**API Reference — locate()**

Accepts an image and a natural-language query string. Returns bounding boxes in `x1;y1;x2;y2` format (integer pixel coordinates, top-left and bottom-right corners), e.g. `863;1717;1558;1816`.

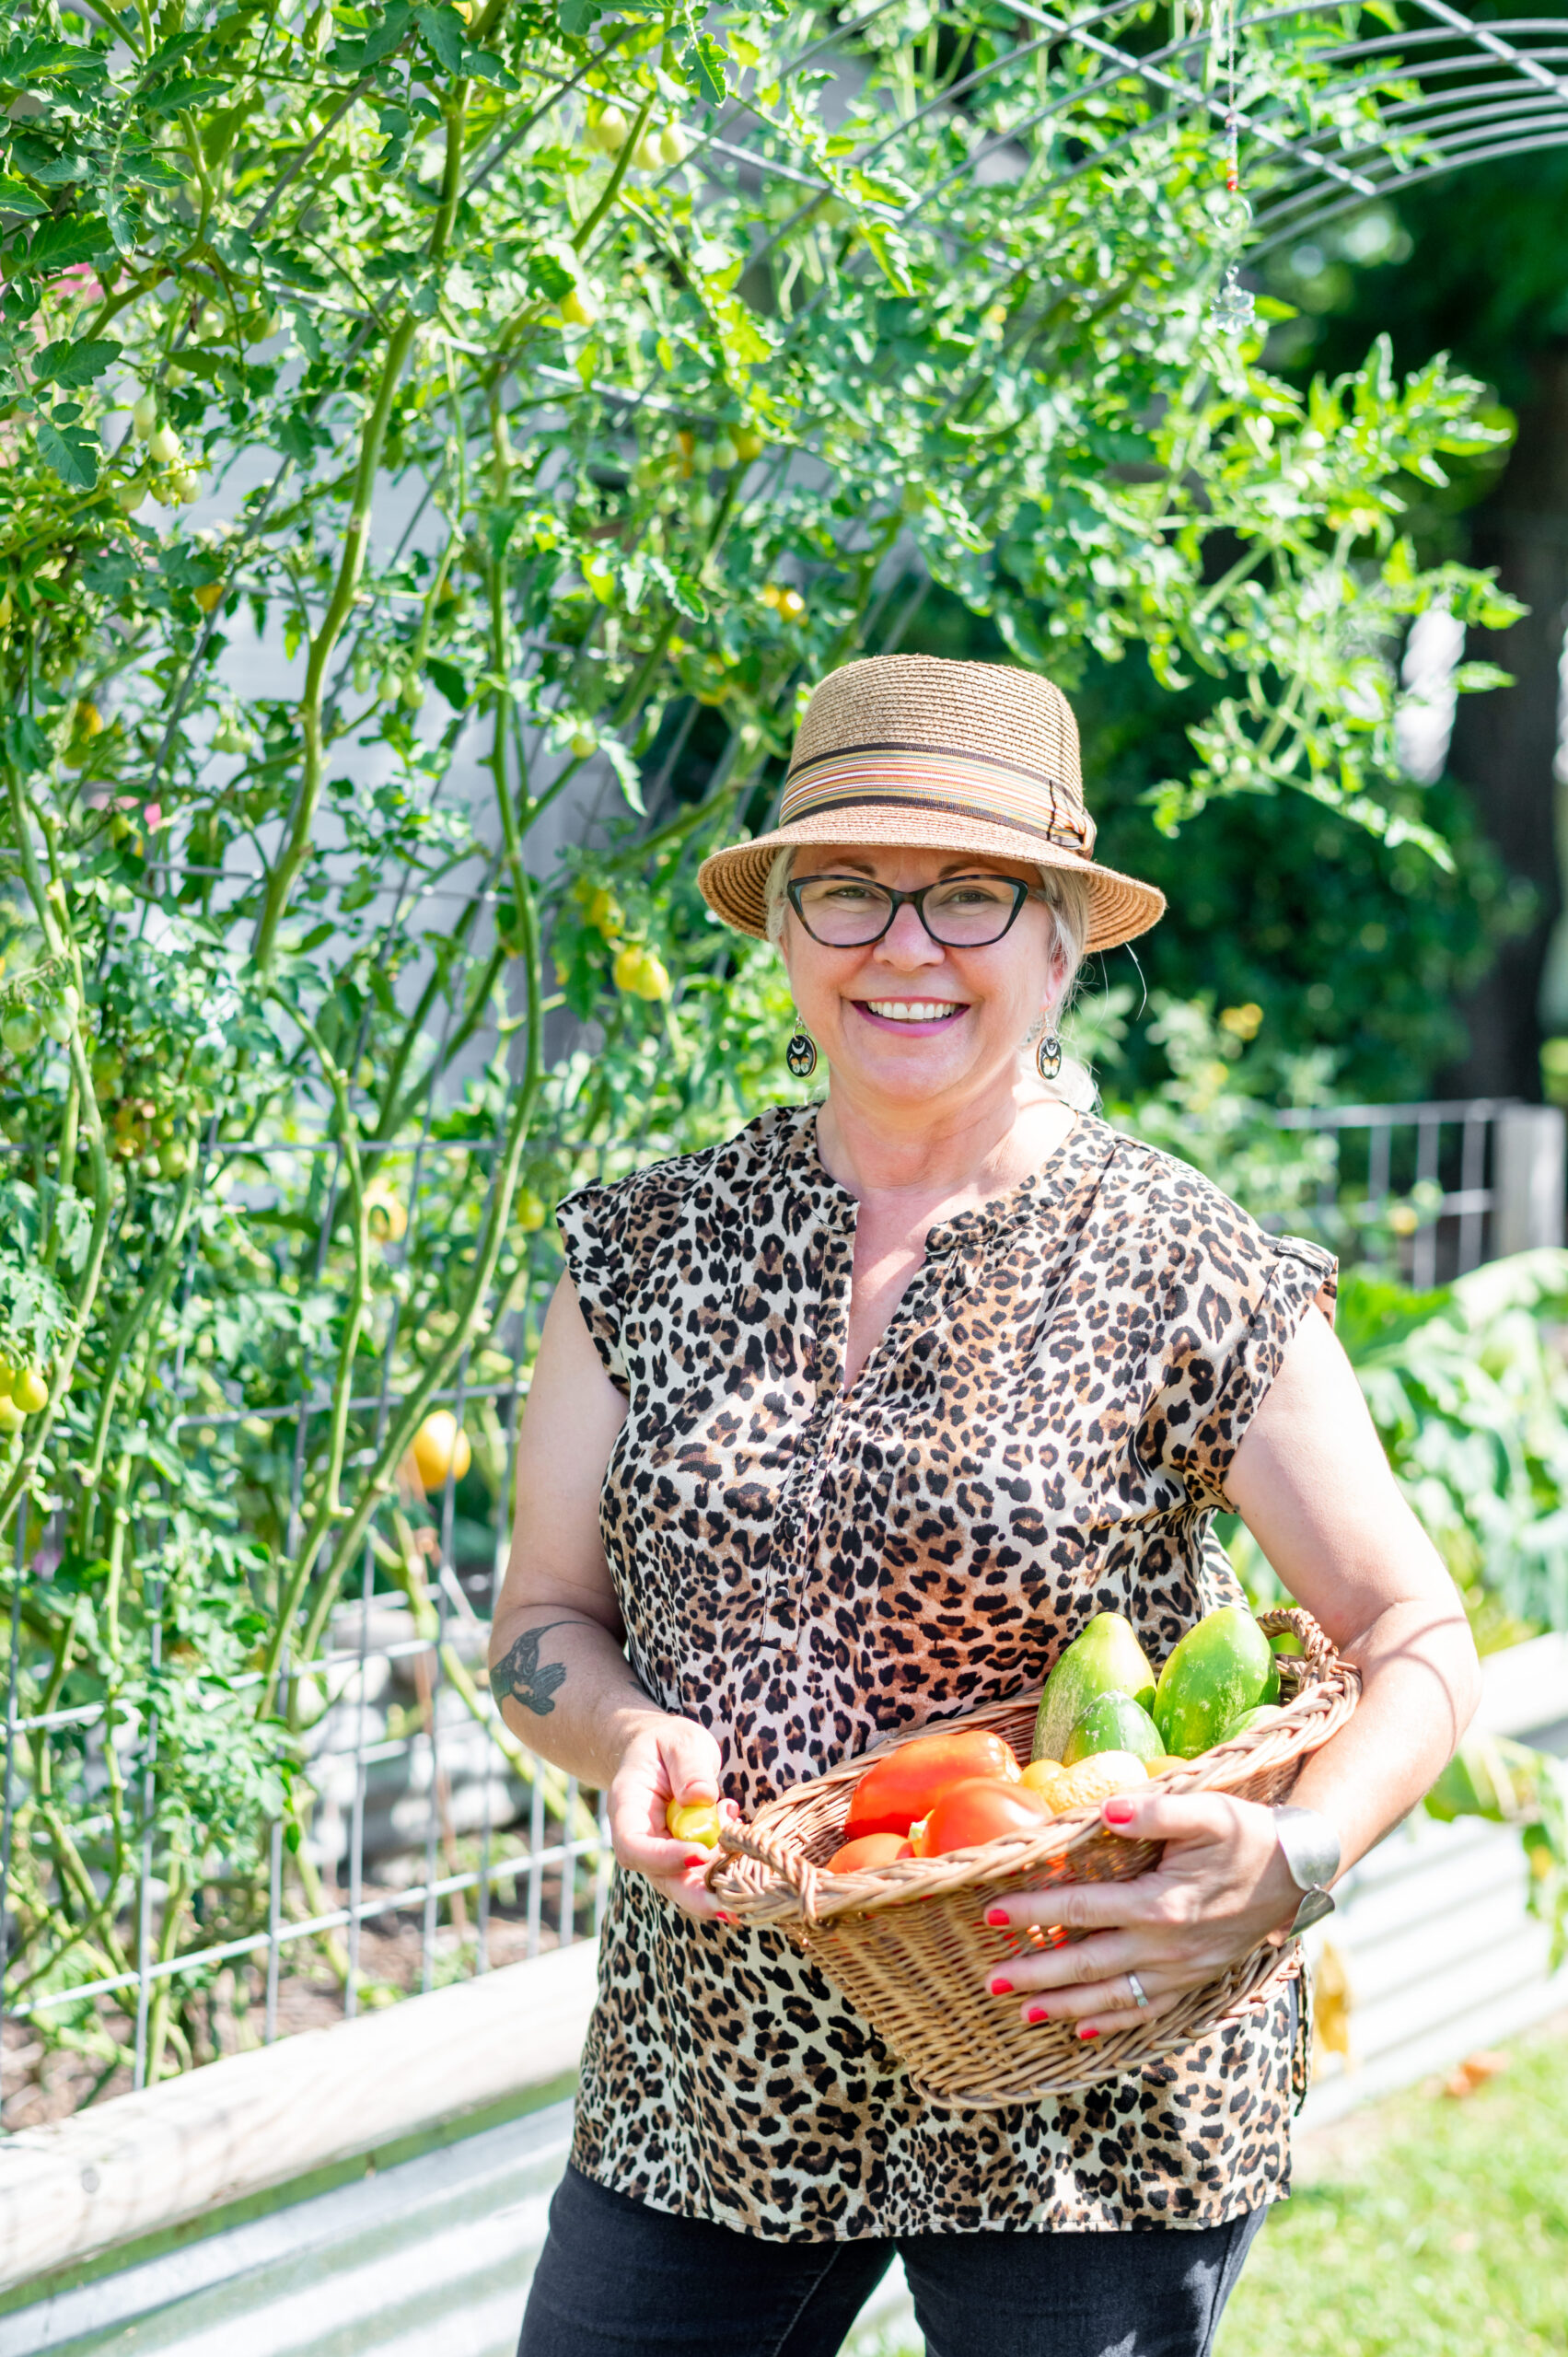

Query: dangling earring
786;1012;818;1081
1036;1028;1062;1083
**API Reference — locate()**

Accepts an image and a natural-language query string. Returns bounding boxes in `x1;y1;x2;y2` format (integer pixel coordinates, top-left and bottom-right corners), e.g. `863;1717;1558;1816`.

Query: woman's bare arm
1225;1302;1481;1867
983;1305;1482;2035
488;1274;733;1919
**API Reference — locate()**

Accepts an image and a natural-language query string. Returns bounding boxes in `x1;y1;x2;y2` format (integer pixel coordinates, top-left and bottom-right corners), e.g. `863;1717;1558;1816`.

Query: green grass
1216;2026;1568;2357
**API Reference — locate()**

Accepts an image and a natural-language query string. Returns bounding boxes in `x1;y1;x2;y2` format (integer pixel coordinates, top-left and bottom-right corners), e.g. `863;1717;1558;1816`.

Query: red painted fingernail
1103;1800;1135;1825
990;1977;1014;1996
985;1907;1010;1927
1079;2025;1100;2039
1026;2003;1050;2024
715;1910;735;1924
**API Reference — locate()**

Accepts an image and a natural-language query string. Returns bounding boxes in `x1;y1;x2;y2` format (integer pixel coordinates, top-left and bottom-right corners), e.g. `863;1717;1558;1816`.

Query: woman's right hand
608;1714;738;1922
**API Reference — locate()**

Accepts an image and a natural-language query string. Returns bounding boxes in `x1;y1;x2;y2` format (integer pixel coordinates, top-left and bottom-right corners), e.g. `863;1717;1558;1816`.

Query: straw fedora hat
697;656;1165;952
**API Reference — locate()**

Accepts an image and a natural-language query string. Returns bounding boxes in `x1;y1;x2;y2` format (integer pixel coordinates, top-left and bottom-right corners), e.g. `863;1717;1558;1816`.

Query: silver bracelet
1272;1805;1341;1938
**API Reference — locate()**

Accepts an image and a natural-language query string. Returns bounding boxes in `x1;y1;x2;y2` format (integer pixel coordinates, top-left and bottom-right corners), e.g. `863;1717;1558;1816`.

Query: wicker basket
709;1608;1358;2105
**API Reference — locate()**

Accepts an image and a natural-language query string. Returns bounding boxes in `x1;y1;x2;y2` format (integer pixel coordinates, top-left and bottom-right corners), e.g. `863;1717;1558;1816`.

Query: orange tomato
827;1832;914;1875
910;1777;1051;1859
842;1728;1020;1841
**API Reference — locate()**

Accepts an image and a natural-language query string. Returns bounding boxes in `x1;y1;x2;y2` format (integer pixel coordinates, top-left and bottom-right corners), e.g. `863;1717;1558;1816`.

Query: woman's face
779;844;1063;1115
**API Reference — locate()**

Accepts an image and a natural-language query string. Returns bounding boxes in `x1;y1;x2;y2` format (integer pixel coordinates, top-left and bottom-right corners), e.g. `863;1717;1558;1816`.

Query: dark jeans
517;2161;1267;2357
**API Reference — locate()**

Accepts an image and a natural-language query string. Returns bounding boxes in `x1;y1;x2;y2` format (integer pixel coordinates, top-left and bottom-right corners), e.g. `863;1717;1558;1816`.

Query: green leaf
557;0;604;32
33;334;122;387
36;411;99;490
679;31;727;105
24;212;114;274
528;249;575;302
119;151;191;191
0;174;47;216
426;656;469;709
413;4;466;74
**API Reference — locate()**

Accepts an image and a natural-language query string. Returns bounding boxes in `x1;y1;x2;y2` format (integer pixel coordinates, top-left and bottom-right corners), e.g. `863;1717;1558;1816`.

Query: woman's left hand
981;1788;1309;2040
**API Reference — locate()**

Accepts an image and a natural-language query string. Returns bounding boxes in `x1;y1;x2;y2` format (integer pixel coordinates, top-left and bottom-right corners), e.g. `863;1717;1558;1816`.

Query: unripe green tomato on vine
631;133;662;170
559;285;598;330
587;105;629;154
149;424;181;467
114;479;145;513
132;392;157;441
9;1366;48;1414
2;1010;41;1058
515;1188;547;1232
41;999;73;1046
570;728;596;758
0;1397;25;1437
713;436;738;470
659;123;689;166
400;674;424;711
159;1140;191;1178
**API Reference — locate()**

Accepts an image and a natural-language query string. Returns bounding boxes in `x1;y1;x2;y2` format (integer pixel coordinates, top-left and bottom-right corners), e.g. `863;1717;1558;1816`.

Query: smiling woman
488;655;1480;2357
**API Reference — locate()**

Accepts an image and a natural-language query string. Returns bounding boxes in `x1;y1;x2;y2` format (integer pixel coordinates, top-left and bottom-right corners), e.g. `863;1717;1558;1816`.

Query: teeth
864;1001;963;1022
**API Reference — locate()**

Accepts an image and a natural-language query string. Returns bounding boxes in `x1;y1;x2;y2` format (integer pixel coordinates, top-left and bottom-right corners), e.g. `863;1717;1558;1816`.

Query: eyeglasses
785;872;1036;949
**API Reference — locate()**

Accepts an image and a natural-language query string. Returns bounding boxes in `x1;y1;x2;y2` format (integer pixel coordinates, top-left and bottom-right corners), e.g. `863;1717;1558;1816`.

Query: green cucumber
1031;1613;1156;1764
1063;1689;1165;1767
1153;1604;1274;1760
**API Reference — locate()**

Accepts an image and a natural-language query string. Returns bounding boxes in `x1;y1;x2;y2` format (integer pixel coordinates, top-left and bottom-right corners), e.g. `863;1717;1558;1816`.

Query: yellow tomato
1018;1759;1073;1812
194;582;225;613
410;1409;471;1492
733;427;763;461
666;1798;721;1848
633;950;669;1001
0;1397;24;1436
12;1365;48;1413
586;886;623;937
611;942;645;994
515;1188;546;1232
73;700;104;740
559;286;598;329
365;1181;407;1242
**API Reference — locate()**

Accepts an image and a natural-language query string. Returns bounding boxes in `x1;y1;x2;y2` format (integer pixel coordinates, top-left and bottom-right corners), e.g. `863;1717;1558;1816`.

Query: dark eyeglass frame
784;871;1036;949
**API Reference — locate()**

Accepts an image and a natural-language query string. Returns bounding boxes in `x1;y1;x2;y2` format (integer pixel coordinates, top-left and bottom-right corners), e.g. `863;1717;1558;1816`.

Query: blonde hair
763;847;1097;1110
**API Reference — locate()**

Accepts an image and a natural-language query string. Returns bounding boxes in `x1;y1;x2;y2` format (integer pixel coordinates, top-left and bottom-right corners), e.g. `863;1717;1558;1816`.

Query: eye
933;877;1011;906
805;879;879;903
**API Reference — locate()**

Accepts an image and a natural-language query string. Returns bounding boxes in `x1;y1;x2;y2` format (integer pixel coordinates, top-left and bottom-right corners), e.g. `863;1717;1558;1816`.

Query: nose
873;900;945;970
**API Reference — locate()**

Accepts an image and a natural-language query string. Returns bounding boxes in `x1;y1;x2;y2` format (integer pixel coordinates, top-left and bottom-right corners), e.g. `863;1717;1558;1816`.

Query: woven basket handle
1257;1604;1334;1676
716;1819;826;1923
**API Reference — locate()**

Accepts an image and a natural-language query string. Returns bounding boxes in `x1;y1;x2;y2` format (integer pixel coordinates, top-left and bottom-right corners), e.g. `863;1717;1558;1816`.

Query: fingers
656;1721;724;1806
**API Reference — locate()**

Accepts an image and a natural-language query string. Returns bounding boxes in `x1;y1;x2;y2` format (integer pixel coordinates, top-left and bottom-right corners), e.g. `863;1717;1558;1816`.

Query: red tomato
842;1729;1020;1841
911;1778;1051;1859
827;1832;915;1874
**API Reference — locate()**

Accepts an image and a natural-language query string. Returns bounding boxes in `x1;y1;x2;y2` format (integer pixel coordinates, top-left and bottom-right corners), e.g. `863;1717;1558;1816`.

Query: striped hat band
780;742;1096;859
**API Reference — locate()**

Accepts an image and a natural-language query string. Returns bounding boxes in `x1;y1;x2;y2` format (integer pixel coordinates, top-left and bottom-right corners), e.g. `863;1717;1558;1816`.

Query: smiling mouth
854;999;969;1025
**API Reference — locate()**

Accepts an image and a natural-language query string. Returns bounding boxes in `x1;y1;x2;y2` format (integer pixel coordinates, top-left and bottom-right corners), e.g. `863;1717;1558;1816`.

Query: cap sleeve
1144;1230;1337;1512
556;1182;630;1394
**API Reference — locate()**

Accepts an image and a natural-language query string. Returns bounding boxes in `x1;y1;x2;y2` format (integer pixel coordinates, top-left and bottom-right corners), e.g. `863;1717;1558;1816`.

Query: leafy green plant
0;0;1526;2093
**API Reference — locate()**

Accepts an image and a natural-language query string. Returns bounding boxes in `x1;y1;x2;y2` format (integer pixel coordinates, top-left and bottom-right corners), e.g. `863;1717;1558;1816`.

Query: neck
814;1072;1074;1210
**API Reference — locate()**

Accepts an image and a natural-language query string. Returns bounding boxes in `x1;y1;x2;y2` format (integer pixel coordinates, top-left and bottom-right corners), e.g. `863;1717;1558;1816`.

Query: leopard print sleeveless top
557;1106;1334;2240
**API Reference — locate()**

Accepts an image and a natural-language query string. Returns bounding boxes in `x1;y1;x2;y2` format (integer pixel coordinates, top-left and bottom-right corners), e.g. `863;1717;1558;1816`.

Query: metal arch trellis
0;0;1562;2126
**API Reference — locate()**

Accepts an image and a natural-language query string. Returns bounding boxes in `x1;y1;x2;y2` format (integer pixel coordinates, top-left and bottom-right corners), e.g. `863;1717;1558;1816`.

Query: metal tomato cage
3;0;1565;2122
